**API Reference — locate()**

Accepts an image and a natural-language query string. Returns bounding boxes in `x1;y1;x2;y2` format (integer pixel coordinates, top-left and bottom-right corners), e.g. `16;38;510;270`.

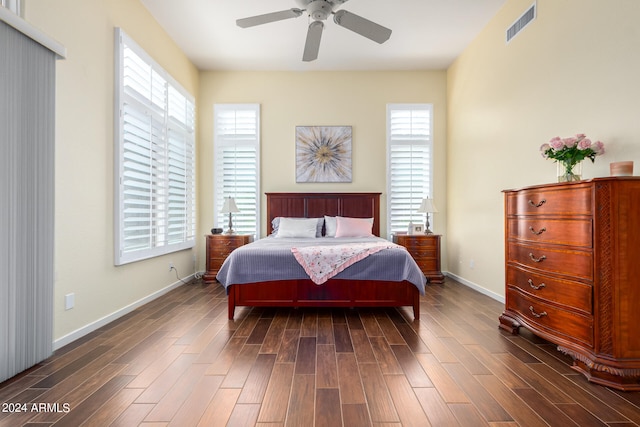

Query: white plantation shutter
214;104;260;237
387;104;433;237
115;29;196;265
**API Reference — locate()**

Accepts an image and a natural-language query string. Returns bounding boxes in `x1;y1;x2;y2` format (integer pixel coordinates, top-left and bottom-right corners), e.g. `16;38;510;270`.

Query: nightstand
204;234;253;283
393;234;444;284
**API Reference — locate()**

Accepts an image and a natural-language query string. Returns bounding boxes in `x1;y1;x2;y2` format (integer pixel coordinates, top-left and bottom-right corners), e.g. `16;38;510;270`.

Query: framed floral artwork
295;126;352;183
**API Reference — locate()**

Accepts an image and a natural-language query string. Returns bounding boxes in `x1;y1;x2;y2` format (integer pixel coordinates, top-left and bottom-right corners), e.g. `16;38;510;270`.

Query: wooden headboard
265;192;381;236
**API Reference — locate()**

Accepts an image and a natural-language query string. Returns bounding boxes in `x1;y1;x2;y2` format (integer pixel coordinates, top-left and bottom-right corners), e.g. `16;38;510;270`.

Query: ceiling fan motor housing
309;1;332;20
296;0;347;21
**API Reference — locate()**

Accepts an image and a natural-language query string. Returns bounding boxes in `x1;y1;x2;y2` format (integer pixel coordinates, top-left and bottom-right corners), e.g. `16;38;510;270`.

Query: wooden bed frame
226;192;421;320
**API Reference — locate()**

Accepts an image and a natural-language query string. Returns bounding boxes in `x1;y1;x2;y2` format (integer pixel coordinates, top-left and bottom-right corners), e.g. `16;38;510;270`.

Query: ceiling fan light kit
236;0;392;62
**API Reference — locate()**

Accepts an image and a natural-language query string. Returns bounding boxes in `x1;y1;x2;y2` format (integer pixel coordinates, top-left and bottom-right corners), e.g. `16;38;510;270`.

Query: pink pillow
334;216;373;238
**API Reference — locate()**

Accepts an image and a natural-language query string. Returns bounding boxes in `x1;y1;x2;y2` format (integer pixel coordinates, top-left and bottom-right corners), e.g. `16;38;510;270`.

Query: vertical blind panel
214;145;258;235
388;105;433;236
1;21;55;383
116;29;195;263
122;104;163;252
214;104;260;237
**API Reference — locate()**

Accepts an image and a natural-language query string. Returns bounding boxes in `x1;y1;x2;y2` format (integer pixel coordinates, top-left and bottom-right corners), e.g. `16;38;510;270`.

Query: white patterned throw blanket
291;241;400;285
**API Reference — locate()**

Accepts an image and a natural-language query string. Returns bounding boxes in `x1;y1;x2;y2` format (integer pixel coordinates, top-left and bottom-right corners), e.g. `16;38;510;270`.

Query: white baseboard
444;271;505;304
53;275;194;350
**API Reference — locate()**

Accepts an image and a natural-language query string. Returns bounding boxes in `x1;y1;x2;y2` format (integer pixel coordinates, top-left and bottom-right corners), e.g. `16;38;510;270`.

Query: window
114;28;196;265
213;104;260;238
386;104;434;237
1;0;21;15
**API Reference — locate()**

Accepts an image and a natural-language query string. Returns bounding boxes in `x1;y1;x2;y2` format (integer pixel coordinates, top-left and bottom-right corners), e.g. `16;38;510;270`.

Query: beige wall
447;0;640;298
197;71;448;249
25;0;640;346
24;0;199;343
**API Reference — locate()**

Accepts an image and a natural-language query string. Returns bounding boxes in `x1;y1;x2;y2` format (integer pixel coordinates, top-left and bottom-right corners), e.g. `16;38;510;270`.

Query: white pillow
272;217;323;237
275;217;319;238
324;216;337;237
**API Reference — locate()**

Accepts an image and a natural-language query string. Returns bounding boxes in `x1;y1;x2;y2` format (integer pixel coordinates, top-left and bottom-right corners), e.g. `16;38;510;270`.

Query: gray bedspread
216;236;426;295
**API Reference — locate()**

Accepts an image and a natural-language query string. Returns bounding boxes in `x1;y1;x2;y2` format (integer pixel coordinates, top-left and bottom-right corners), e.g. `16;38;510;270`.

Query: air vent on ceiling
506;2;536;43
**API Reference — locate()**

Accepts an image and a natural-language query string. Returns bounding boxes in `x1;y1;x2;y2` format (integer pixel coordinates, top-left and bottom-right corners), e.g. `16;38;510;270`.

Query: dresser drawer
506;186;592;216
507;242;592;280
507;218;592;248
507;287;593;347
507;267;592;314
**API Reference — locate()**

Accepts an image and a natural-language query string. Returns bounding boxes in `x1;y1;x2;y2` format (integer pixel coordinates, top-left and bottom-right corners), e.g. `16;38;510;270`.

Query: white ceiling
140;0;507;71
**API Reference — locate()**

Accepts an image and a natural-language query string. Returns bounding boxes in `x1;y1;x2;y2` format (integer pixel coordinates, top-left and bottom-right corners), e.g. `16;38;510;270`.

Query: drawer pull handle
528;279;546;290
224;241;232;246
529;226;546;235
528;199;546;208
528;253;546;263
529;306;548;318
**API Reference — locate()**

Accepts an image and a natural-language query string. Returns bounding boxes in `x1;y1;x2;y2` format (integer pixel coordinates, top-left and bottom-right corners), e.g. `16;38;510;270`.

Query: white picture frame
408;222;424;235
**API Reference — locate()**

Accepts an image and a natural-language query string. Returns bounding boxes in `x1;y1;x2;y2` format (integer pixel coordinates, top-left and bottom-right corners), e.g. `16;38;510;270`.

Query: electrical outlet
169;262;174;272
65;293;75;310
469;259;475;269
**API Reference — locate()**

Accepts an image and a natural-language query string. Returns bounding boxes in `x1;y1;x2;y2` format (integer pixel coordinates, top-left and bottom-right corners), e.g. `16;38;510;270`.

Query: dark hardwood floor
1;277;639;426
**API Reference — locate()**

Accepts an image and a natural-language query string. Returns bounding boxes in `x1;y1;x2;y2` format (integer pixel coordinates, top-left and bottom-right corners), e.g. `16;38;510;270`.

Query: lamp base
424;217;434;234
225;212;235;235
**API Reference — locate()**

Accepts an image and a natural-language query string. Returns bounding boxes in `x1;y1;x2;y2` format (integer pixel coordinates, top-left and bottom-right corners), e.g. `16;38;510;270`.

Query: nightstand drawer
209;243;239;258
405;247;437;258
415;258;438;272
210;235;251;247
400;236;438;249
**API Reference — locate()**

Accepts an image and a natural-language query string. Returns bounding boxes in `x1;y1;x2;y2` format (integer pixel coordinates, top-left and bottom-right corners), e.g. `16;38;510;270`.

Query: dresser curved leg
499;312;520;334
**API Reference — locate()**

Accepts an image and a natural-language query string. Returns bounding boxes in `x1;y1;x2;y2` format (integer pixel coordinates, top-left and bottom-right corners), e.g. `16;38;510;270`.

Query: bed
216;192;425;320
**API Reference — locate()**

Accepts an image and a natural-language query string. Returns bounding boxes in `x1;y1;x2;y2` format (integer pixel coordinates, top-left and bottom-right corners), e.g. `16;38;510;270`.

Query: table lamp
417;197;438;234
221;196;240;235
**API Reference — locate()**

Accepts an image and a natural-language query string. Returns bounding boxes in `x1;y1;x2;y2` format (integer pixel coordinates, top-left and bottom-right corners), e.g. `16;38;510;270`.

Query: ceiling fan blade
236;8;303;28
302;21;324;62
333;10;392;44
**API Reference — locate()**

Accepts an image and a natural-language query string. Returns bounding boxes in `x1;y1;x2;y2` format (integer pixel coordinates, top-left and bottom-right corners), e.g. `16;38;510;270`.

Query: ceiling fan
236;0;392;62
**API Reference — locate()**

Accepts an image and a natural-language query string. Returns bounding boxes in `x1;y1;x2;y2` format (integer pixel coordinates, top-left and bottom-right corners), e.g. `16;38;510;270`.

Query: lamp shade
221;197;240;213
417;197;438;213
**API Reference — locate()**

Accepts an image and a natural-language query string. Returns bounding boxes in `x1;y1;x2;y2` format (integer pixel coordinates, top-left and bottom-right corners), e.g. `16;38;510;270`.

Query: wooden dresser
500;178;640;390
393;234;444;284
204;234;253;283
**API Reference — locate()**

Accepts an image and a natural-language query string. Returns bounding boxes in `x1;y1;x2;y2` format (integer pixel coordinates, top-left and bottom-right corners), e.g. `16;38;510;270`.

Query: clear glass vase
557;161;582;182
